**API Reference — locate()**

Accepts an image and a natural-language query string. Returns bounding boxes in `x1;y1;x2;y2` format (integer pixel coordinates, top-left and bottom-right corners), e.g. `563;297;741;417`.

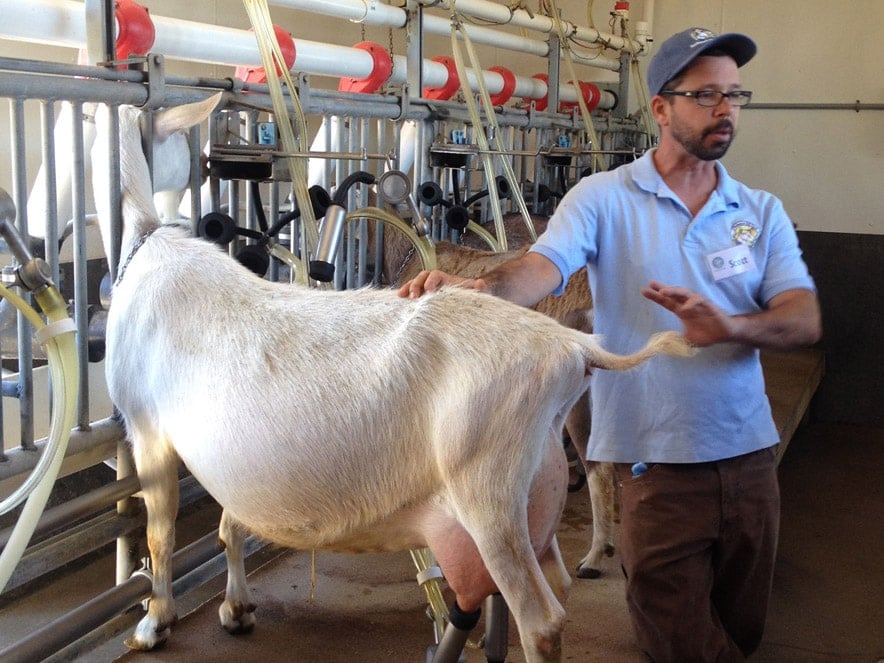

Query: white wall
0;0;881;234
647;0;883;235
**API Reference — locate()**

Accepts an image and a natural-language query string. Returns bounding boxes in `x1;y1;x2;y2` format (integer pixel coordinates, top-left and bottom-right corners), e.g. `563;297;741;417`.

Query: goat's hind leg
218;509;257;634
125;430;180;651
576;462;617;579
445;460;567;659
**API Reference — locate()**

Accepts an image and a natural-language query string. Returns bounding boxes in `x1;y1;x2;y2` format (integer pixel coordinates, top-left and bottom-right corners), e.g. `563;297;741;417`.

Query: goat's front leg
218;509;256;634
125;434;180;650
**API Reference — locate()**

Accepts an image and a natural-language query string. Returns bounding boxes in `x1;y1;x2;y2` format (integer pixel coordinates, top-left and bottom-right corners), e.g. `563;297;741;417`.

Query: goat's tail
584;331;697;372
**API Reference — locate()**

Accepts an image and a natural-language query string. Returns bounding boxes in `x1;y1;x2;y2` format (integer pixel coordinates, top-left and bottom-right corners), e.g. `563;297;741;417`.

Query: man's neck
652;145;719;217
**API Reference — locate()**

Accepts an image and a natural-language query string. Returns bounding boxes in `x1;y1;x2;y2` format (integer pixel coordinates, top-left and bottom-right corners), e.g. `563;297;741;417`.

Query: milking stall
0;0;881;661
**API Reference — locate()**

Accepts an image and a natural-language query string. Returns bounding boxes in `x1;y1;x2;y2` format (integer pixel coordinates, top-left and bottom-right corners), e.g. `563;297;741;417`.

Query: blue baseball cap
647;27;757;96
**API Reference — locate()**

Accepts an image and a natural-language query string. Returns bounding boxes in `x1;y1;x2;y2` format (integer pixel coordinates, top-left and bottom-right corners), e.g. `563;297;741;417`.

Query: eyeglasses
659;89;753;107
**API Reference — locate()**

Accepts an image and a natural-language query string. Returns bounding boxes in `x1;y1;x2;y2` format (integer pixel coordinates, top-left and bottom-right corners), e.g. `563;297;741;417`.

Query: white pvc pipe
268;0;636;60
0;0;611;107
271;0;403;26
0;0;622;74
0;0;87;49
419;0;641;53
425;14;546;58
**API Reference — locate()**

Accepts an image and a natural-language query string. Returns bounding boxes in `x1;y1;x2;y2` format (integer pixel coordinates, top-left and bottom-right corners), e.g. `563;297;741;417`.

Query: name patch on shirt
706;244;756;281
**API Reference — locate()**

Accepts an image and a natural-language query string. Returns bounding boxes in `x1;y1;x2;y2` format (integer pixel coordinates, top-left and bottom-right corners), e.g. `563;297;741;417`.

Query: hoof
575;564;602;579
220;600;257;635
567;474;587;492
124;628;170;651
223;618;256;635
125;614;177;651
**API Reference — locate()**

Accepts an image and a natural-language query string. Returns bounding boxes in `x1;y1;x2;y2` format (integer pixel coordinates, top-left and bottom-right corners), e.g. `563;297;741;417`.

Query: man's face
660;55;744;161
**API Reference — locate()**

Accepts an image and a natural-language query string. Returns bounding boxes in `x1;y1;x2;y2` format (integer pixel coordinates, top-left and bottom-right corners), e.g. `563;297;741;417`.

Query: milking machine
309;170;376;281
197;179;332;280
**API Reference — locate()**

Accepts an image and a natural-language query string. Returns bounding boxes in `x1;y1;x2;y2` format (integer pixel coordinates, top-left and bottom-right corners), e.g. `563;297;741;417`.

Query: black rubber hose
451;169;462;206
418;181;451;207
332;171;376;207
249;181;269;233
462;175;510;207
265;185;332;239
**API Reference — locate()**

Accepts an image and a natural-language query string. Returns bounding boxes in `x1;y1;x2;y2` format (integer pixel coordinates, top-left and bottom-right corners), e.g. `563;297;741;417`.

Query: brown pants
616;447;780;662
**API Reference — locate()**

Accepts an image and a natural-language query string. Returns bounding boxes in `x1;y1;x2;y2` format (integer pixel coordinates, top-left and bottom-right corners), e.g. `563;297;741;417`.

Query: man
400;27;822;662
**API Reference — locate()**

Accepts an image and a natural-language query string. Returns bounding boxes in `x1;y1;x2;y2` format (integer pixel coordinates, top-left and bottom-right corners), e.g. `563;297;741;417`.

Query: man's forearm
479;253;563;308
729;289;822;351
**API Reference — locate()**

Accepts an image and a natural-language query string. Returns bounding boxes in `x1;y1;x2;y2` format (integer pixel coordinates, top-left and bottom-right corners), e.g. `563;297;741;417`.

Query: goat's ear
152;92;223;140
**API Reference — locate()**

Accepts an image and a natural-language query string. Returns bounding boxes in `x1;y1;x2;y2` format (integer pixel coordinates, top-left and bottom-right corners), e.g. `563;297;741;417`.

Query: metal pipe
0;476;140;549
70;102;92;428
1;476;208;594
10;98;36;452
0;417;124;490
0;529;256;663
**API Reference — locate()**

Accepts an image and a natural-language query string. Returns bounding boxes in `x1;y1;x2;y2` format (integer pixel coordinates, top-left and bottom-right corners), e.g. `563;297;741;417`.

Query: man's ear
650;94;671;127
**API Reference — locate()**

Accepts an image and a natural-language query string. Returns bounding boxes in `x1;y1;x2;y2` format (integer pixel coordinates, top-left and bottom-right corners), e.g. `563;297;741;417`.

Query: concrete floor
72;422;881;663
1;343;881;663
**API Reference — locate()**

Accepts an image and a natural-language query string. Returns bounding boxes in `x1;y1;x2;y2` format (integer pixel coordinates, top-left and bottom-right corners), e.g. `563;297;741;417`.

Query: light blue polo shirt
530;149;816;463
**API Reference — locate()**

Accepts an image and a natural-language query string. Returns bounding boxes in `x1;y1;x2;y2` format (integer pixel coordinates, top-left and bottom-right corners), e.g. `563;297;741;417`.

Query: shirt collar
632;148;742;212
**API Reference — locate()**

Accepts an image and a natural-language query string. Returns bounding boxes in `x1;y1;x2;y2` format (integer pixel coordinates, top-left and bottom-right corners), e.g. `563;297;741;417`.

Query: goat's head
90;93;222;266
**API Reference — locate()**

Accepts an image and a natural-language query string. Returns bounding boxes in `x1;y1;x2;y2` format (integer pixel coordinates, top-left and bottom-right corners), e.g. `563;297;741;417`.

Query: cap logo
689;28;717;46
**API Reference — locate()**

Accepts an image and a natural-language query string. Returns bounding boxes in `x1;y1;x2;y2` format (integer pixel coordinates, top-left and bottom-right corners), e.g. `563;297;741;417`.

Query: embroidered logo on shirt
731;220;760;247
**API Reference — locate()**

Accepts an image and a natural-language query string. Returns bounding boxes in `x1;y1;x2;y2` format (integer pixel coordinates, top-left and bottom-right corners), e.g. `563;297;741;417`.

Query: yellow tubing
447;9;507;252
547;0;607;173
464;221;500;252
242;0;319;255
410;547;449;643
268;243;310;286
346;207;437;273
0;280;79;593
448;3;537;248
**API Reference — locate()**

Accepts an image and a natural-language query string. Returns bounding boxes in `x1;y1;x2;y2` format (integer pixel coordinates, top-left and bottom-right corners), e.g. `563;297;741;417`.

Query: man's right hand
397;270;488;298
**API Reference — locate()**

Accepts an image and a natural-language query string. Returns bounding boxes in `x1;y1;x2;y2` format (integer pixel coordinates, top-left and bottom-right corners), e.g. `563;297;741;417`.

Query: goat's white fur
394;238;617;578
91;98;695;662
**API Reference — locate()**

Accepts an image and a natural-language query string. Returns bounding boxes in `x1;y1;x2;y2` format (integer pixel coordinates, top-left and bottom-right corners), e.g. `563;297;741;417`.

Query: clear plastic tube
447;4;537;251
242;0;319;254
345;207;437;273
0;282;79;593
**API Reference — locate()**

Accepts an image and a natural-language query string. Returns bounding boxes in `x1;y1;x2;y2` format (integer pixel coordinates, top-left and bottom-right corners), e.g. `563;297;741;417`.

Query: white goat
393;236;617;579
91;98;695;662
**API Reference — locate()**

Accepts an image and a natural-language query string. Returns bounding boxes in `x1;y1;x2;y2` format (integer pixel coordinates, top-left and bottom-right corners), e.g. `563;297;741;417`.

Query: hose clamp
35;318;77;347
416;565;444;586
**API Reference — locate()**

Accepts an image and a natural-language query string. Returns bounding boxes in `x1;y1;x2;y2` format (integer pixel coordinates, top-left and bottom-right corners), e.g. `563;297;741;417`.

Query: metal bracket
141;53;167;110
297;72;312;113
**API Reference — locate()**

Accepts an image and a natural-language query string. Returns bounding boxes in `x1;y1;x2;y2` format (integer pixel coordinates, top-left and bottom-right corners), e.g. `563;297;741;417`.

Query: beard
671;119;736;161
